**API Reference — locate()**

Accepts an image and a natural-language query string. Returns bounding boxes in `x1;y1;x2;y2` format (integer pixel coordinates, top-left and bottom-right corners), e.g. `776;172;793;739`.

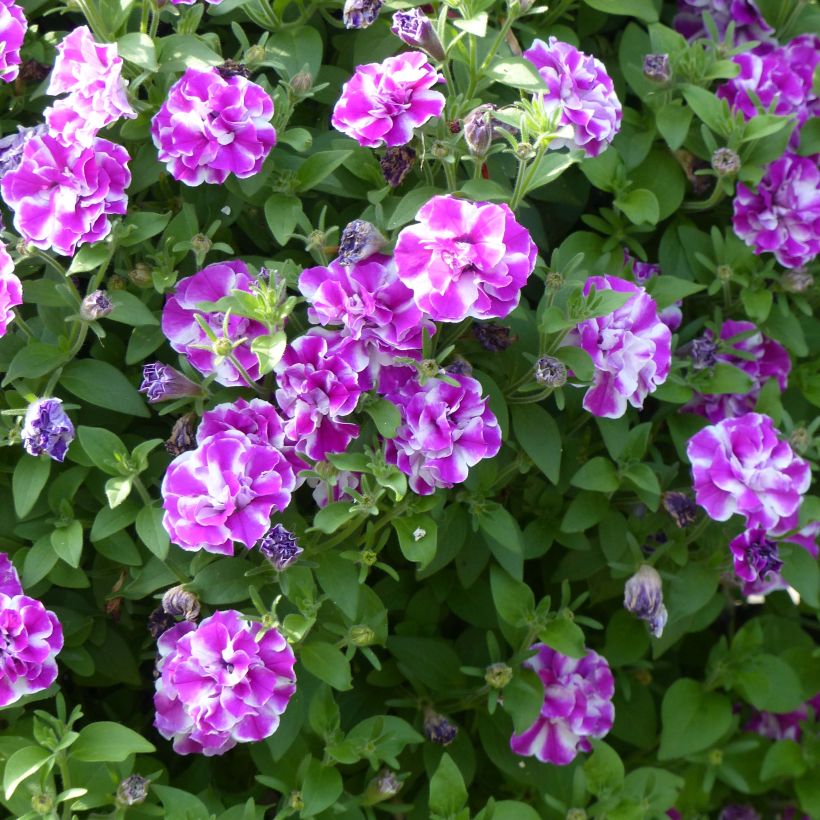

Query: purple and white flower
1;134;130;257
161;430;296;555
0;0;26;82
151;67;276;186
0;552;63;707
687;412;811;531
140;363;202;403
745;693;820;742
510;644;615;766
732;152;820;269
383;372;501;495
161;261;267;388
674;0;775;45
394;195;537;322
21;398;74;462
729;528;783;589
154;610;296;755
565;275;671;419
523;37;622;158
390;9;445;61
0;241;21;337
331;52;445;148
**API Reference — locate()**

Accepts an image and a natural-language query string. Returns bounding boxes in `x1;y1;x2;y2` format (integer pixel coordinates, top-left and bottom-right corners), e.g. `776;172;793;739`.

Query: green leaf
740;288;773;323
643;275;705;308
429;754;468;819
107;291;159;327
61;360;149;417
50;520;83;568
655;105;693;150
681;85;728;134
475;503;523;555
761;740;806;781
580;149;621;192
453;11;487;36
301;758;343;816
264;194;304;246
296;150;353;192
13;456;51;518
251;332;287;376
158;33;222;72
584;740;625;798
71;722;155;762
301;642;353;690
105;476;133;508
512;404;562;484
3;746;51;800
77;426;128;475
556;345;594;382
312;502;360;535
614;188;660;225
539;616;586;658
90;502;140;542
490;565;534;625
780;543;819;608
67;243;111;274
2;342;67;386
193;558;252;604
363;398;401;438
695;363;755;395
502;668;544;732
135;505;170;560
119;210;171;247
387;186;441;230
570;457;619;493
583;0;659;21
394;516;437;568
658;679;732;759
734;653;804;712
560;492;608;533
117;32;158;70
797;775;820;818
486;57;548;91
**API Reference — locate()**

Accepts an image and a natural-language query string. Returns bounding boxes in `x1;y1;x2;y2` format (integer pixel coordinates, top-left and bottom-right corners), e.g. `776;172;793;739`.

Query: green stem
508;157;531;211
12;312;34;340
682;183;725;212
56;753;72;820
132;476;153;506
227;354;265;394
73;0;111;41
309;518;366;555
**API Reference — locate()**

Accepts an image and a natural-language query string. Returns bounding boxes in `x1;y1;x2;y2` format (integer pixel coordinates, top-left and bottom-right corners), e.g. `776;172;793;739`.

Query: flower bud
21;397;74;462
363;769;402;805
445;356;473;376
643;53;670;83
534;356;567;387
484;662;513;690
190;233;212;255
380;146;416;188
290;70;313;95
716;263;733;282
711;147;741;176
79;290;113;321
337;220;386;266
31;793;54;815
566;810;588;820
140;363;202;403
165;413;197;456
662;491;698;527
360;549;378;566
423;709;458;746
690;335;718;370
244;45;266;65
128;262;153;288
782;268;813;293
116;775;149;807
431;140;449;159
215;59;251;79
546;271;563;290
343;0;383;29
515;142;536;161
390;9;445;61
624;565;667;638
148;606;176;639
108;274;127;290
349;624;376;646
472;321;515;351
257;524;303;571
789;426;810;453
463;104;496;158
289;791;304;811
161;585;200;621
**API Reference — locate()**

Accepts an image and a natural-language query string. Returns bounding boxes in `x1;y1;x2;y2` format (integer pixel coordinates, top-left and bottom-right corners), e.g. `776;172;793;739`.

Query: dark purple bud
116;775;149;807
21;398;75;462
343;0;384;29
0;124;47;179
711;147;741;176
161;585;200;621
165;413;197;456
258;524;303;571
624;565;667;638
718;806;761;820
380;146;416;188
140;363;202;403
534;356;567;387
390;9;445;61
463;104;496;158
147;606;176;639
472;321;516;351
662;492;698;527
18;60;50;82
215;59;251;79
690;335;718;371
445;356;473;376
423;710;458;746
643;53;671;82
337;220;386;266
80;290;113;321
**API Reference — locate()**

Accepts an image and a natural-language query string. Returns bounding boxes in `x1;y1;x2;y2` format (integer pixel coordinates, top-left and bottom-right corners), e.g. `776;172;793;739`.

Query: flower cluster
565;275;672;419
1;134;131;256
523;37;622;158
382;370;501;495
161;261;268;387
45;26;136;145
161;399;297;555
732;152;820;269
510;644;615;765
332;52;445;148
0;553;63;707
686;320;791;422
151;67;276;186
687;413;810;532
154;610;296;755
393;195;538;322
0;0;26;82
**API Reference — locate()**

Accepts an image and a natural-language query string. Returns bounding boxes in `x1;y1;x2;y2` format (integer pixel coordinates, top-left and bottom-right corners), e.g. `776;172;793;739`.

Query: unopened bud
445;356;473;376
190;233;212;255
116;775;149;807
423;709;458;746
662;491;698;527
147;606;176;639
711;147;740;176
80;290;113;321
31;793;54;815
690;335;718;370
343;0;383;28
165;413;197;456
463;104;496;158
472;321;515;351
349;624;376;646
484;662;513;689
790;426;810;453
258;524;303;571
360;549;378;566
782;268;813;293
215;59;251;79
380;146;416;188
363;769;402;805
213;337;234;357
566;810;588;820
431;141;449;159
546;271;564;290
244;45;266;65
129;262;153;288
290;70;313;95
624;565;667;638
289;791;304;810
643;53;670;83
534;356;567;387
161;585;200;621
716;263;733;282
515;142;536;161
337;220;385;266
391;9;445;61
107;274;127;290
